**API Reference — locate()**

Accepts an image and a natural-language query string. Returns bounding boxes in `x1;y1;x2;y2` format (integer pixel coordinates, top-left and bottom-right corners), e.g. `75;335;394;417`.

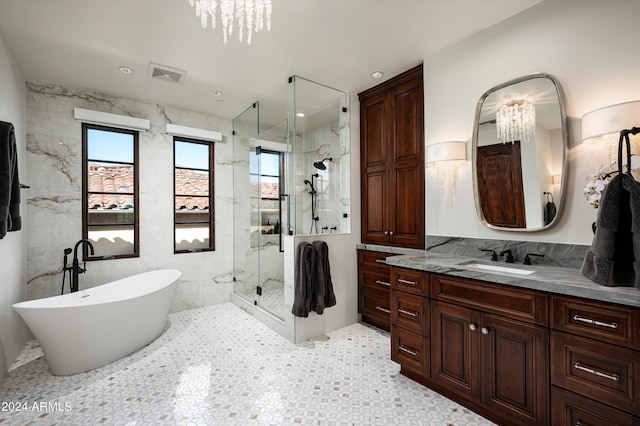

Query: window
174;138;215;253
82;124;139;259
250;147;284;251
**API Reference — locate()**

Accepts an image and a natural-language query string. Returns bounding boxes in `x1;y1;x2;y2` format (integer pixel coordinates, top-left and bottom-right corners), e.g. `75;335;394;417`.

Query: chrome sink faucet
71;239;95;293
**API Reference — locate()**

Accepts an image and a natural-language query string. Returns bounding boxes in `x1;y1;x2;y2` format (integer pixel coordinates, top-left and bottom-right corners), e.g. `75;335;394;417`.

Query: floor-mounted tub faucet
71;239;94;293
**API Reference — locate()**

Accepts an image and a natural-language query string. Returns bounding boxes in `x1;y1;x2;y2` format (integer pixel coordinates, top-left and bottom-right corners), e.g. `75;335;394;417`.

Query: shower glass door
233;103;287;320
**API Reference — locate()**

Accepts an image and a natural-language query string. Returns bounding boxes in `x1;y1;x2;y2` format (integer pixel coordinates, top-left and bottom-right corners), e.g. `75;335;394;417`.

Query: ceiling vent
147;62;187;84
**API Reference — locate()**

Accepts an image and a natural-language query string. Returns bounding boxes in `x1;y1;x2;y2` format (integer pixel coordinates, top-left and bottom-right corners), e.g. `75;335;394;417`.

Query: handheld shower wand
61;248;72;294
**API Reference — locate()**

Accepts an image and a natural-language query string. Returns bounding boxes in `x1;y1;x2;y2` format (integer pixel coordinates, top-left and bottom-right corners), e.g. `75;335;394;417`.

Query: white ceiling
0;0;541;127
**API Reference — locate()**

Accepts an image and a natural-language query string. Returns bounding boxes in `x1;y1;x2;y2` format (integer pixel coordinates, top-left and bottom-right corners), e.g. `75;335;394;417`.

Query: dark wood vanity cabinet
357;250;392;331
385;265;640;425
359;64;424;249
430;274;549;425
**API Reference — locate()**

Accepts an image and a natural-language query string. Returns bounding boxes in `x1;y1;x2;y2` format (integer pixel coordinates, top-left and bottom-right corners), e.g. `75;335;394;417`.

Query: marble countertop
357;244;640;308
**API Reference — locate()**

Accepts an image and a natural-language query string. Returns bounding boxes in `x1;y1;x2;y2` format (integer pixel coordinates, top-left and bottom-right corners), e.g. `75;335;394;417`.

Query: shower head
313;157;333;170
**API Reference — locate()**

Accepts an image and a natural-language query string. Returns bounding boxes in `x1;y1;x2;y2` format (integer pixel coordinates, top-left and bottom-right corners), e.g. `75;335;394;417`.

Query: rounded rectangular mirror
472;73;567;231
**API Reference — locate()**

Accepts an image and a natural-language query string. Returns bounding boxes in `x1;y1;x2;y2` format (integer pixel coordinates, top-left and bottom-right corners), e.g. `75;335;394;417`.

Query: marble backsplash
425;235;590;269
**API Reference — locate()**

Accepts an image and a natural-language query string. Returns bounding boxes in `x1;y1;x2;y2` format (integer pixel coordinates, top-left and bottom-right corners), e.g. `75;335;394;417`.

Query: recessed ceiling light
119;66;134;75
211;90;223;97
370;71;384;79
296;112;305;118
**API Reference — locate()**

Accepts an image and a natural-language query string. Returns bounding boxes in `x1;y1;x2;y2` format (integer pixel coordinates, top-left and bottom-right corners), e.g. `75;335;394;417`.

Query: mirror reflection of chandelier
496;99;536;144
186;0;272;45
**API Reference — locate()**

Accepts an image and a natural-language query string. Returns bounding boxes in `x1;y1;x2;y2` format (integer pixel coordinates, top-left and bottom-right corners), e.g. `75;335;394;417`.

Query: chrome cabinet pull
574;422;582;426
384;231;389;235
375;306;391;314
398;278;417;286
390;231;394;236
481;327;489;335
399;346;418;357
398;308;418;317
574;362;620;382
572;314;618;329
469;324;477;331
375;259;387;264
375;280;391;287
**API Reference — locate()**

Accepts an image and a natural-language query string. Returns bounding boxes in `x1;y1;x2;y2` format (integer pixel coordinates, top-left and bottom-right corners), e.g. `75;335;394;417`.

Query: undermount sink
458;261;535;276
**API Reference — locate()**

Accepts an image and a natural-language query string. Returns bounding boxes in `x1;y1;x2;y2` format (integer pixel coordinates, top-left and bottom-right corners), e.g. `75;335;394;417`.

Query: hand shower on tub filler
61;239;95;294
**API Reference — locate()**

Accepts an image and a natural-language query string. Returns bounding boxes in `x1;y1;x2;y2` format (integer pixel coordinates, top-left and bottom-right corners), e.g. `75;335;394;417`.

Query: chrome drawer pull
574;362;620;382
398;278;417;285
399;346;418;357
398;308;418;317
375;306;391;314
375;259;387;264
572;314;618;329
469;324;477;331
375;280;391;287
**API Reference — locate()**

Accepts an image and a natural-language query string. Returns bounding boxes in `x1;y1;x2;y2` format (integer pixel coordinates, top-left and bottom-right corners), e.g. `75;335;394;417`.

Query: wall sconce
426;141;467;205
582;100;640;164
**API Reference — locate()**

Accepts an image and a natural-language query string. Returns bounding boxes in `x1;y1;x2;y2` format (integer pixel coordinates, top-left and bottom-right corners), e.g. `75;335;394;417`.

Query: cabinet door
431;301;481;400
481;313;549;425
388;76;424;249
360;92;390;244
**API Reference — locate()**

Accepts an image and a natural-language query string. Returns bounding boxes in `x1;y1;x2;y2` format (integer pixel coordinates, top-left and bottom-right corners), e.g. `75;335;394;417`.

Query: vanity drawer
551;386;639;426
391;290;430;337
358;250;391;269
430;273;548;326
391;325;429;376
391;267;428;296
361;287;391;331
551;296;640;350
361;268;392;293
551;331;640;415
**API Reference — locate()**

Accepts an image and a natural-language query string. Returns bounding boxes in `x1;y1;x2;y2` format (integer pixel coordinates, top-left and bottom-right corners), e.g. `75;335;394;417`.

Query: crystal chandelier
496;99;536;144
186;0;272;45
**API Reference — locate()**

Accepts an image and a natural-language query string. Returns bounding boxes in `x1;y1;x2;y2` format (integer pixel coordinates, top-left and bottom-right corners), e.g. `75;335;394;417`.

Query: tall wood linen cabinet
358;64;425;249
358;65;425;332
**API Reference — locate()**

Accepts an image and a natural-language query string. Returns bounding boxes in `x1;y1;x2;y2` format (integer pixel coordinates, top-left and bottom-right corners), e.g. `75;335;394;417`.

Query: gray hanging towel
292;241;315;317
0;120;21;239
582;128;640;288
312;240;336;314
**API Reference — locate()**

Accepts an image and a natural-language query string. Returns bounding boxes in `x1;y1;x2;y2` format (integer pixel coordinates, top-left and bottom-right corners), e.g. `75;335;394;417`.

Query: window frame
82;123;140;261
173;136;215;254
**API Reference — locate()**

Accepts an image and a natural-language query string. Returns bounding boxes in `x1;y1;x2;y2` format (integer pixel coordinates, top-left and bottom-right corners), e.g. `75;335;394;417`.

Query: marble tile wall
26;81;235;311
296;113;350;235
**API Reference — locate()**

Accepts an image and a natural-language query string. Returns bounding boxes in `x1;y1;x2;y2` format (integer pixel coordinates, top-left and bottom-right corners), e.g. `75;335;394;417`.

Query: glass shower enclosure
232;76;350;325
232;102;287;319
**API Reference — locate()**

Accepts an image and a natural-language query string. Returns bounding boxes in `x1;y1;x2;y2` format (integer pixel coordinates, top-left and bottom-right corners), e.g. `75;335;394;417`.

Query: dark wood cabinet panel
361;93;387;168
391;325;429;376
431;273;548;326
391;289;430;337
551;331;640;415
358;250;391;331
359;64;424;249
431;301;481;401
391;266;428;296
551;386;640;426
551;296;640;350
482;313;549;425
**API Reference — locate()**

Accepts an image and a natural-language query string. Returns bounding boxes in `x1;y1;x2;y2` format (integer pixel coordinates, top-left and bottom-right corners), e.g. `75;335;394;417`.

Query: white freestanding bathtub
13;269;181;376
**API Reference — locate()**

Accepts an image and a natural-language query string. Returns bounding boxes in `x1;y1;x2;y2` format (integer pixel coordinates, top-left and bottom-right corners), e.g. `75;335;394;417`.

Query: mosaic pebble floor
0;303;494;425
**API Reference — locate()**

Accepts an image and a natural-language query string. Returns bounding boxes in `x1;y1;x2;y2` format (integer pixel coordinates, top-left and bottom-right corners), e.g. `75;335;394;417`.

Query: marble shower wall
26;81;234;312
297;113;350;235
